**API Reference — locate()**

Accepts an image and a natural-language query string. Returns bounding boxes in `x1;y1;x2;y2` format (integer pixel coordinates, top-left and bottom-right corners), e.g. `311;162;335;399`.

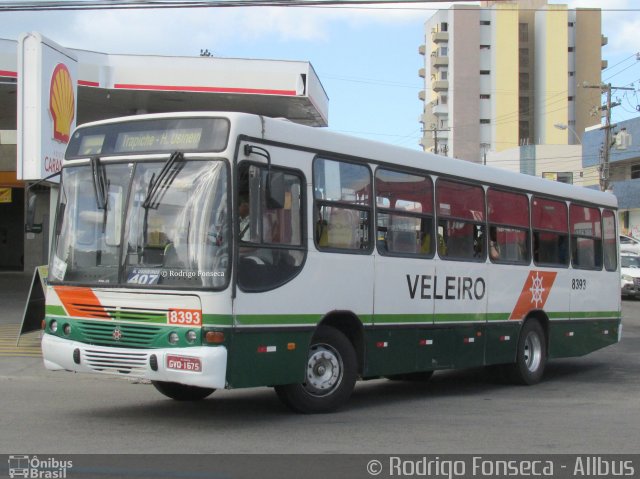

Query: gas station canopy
0;33;329;180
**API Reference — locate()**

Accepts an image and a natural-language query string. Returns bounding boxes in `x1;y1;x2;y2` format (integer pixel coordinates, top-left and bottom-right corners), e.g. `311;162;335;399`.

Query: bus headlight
63;324;71;336
186;330;197;343
50;320;58;333
168;332;179;345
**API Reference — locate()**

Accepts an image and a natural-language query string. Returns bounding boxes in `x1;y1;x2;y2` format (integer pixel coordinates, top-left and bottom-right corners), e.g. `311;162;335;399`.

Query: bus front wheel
274;326;357;413
152;381;215;401
505;319;547;385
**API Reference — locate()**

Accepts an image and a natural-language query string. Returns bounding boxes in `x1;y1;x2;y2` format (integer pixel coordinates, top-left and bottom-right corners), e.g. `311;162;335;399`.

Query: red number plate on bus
167;309;202;326
166;355;202;372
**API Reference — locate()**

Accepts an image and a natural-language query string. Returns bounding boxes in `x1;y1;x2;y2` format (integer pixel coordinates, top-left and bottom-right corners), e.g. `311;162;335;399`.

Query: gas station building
0;33;329;272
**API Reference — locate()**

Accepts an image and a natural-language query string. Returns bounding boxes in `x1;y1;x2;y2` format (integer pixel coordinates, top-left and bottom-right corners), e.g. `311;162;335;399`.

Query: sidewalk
0;270;35;325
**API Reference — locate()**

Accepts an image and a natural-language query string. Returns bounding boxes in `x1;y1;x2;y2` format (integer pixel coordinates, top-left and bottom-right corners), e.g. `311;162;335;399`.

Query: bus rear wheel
274;326;357;414
152;381;215;401
505;319;547;385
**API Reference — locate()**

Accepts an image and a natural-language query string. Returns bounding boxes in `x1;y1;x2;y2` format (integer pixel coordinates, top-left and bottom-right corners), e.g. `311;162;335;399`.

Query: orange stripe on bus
53;286;107;319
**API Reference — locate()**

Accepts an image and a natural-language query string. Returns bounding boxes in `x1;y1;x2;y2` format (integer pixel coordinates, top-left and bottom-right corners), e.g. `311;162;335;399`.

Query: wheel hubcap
303;343;343;397
524;331;542;373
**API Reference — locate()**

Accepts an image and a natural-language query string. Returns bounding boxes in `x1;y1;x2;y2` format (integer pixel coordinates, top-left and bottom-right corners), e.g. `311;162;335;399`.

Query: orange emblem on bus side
509;270;557;321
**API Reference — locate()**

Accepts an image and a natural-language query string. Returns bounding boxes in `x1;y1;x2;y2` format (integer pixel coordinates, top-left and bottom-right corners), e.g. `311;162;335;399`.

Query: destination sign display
115;128;203;153
66;117;230;159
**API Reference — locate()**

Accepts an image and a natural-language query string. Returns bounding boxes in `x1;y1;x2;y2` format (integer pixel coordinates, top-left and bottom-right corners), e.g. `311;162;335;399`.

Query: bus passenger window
602;210;617;271
532;197;569;267
375;168;434;257
487;188;530;264
436;179;485;261
570;204;602;270
314;158;372;252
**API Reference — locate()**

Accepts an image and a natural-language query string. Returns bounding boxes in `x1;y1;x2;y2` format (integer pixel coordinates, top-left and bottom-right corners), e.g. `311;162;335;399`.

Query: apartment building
419;0;606;163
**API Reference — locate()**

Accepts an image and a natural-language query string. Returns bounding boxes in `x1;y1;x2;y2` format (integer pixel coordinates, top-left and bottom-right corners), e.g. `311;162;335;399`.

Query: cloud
1;2;456;55
561;0;638;51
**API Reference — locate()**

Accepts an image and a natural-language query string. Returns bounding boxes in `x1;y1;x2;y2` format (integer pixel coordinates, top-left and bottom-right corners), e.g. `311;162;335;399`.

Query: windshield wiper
91;156;109;210
143;151;184;209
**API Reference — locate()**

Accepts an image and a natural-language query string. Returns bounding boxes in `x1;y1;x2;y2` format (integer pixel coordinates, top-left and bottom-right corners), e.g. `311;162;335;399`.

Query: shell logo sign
49;63;75;143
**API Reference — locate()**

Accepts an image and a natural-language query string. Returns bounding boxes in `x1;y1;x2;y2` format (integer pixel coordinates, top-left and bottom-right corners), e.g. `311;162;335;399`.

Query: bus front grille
77;321;163;348
69;303;167;322
83;349;148;375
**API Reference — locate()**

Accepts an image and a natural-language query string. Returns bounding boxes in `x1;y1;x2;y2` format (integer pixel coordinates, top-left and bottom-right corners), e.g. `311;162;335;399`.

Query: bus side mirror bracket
244;143;285;209
25;194;43;234
24;171;61;234
268;172;285;209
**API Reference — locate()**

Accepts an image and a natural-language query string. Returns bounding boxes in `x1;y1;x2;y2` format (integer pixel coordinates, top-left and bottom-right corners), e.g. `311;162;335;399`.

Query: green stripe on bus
46;305;66;316
548;311;620;320
487;313;511;321
434;313;486;323
203;314;233;326
371;314;433;324
235;314;323;326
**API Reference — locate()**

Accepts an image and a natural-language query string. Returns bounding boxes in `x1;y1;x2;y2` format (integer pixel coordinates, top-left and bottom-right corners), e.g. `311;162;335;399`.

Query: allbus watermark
366;455;636;478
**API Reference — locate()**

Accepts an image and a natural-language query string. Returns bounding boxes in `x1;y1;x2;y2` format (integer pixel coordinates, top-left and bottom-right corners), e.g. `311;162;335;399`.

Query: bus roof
71;111;618;209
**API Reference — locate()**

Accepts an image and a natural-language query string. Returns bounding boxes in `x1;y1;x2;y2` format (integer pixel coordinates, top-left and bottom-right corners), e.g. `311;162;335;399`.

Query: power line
0;0;479;12
2;1;640;12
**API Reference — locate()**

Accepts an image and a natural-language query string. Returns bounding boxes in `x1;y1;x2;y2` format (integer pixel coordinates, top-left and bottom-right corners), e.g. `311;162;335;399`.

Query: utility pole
424;124;451;156
582;82;634;191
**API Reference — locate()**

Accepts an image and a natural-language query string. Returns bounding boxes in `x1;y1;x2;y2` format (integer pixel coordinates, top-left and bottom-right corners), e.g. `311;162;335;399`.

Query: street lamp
554;123;581;144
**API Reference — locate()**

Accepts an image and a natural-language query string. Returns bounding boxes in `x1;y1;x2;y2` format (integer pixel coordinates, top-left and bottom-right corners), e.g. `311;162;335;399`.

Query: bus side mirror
25;193;43;234
267;172;285;209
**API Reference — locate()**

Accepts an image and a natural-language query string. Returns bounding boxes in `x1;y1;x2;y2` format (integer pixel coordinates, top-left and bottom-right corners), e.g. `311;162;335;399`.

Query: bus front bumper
42;334;227;389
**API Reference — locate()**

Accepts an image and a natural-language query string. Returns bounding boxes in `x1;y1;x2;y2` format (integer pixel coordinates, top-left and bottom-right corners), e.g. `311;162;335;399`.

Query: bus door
433;179;487;369
564;205;617;356
230;145;312;388
371;168;436;376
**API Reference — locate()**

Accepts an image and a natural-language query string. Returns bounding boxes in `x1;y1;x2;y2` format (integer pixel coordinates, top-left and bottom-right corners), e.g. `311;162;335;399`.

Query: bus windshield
50;159;229;289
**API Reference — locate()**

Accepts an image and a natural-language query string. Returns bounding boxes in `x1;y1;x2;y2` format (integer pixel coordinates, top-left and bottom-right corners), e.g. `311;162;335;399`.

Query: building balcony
418;90;426;101
418;68;426;78
432;56;449;68
435;130;449;140
432;31;449;43
601;59;608;70
601;34;608;46
432;103;448;116
432;80;449;92
418;44;426;56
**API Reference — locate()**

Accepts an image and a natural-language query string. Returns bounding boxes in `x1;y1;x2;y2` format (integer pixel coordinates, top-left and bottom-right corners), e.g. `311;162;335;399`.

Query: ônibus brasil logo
8;455;72;478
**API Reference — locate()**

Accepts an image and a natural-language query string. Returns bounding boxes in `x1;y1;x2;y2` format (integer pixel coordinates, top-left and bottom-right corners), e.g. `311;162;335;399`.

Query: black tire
152;381;215;401
386;371;434;382
274;326;357;414
504;319;547;385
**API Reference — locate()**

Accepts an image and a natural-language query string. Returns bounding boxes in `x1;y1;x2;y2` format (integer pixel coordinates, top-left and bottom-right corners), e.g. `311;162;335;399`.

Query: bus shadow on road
347;360;614;410
74;360;614;421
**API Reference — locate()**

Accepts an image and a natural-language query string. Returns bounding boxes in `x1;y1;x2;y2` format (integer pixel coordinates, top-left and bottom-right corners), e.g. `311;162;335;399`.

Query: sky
1;0;639;151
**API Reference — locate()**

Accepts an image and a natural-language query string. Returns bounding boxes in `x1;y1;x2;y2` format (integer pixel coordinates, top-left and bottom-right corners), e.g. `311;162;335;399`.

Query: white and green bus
41;112;621;413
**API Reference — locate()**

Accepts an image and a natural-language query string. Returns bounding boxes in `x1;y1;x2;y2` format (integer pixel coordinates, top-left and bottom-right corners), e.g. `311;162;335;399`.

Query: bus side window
375;168;434;258
487;188;530;264
602;209;617;271
314;158;372;252
237;161;306;292
532;196;569;267
570;204;602;270
436;179;485;261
